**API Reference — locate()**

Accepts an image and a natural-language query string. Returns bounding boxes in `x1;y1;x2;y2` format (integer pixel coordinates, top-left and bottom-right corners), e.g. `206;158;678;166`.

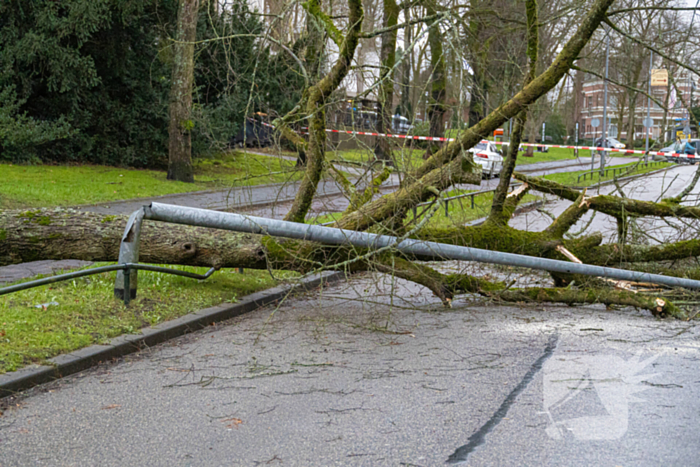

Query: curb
0;271;345;398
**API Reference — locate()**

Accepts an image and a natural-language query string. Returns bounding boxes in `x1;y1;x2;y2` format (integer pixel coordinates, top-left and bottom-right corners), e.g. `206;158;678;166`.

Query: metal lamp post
644;51;653;164
601;24;610;175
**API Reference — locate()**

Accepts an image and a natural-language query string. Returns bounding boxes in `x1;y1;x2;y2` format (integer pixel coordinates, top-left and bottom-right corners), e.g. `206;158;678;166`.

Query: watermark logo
542;350;658;440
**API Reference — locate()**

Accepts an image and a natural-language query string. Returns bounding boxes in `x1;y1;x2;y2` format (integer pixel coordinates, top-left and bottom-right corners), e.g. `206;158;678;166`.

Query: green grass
307;189;540;228
416;190;539;228
327;146;427;171
0;151;300;209
544;161;672;187
515;147;577;165
0;264;298;374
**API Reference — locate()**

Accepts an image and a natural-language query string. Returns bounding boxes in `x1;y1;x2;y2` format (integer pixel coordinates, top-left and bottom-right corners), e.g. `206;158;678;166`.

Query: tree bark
489;0;538;223
167;0;200;183
426;6;447;156
398;3;412;119
374;0;399;165
284;0;364;223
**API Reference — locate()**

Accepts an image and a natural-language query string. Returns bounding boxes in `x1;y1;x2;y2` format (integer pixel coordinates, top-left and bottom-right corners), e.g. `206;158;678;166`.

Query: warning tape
252;119;696;160
319;127;696;159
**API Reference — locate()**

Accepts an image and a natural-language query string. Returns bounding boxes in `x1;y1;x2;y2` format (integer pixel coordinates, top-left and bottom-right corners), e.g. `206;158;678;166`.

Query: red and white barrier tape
252;119;695;160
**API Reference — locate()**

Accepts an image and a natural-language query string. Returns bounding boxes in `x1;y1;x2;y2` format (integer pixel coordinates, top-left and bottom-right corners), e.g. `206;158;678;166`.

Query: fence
576;160;665;183
0;263;215;306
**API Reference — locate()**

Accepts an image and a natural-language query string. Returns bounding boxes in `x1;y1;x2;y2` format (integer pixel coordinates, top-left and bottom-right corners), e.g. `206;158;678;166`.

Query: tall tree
374;0;400;164
167;0;202;183
426;3;447;155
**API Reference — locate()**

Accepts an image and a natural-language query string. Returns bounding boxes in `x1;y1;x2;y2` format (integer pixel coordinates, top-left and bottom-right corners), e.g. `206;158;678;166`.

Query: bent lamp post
114;202;700;303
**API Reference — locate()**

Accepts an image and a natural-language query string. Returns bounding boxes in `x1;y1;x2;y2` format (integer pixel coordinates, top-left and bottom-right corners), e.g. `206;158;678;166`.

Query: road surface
1;274;698;466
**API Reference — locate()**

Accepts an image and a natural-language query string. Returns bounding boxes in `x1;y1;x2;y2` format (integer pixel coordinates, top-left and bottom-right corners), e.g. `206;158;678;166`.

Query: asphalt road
510;163;699;243
1;274;698;466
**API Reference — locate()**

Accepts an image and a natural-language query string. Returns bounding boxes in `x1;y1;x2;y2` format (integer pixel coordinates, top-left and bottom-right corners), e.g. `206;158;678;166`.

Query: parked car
230;116;273;148
391;115;413;134
594;137;626;149
661;140;700;164
469;142;504;178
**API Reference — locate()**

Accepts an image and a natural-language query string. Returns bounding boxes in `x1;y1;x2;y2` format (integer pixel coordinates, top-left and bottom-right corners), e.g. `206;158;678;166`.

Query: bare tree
7;0;700;320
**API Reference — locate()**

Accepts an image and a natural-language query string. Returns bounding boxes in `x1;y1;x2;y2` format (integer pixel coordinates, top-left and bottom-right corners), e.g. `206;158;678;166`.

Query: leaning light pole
601;24;610;175
644;51;653;164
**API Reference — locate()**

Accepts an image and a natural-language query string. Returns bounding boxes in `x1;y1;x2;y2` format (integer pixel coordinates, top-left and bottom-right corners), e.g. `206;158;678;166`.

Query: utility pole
601;25;610;175
645;51;653;164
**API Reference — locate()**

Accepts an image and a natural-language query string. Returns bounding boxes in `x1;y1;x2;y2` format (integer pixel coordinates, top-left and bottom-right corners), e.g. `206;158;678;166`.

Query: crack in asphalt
446;334;559;464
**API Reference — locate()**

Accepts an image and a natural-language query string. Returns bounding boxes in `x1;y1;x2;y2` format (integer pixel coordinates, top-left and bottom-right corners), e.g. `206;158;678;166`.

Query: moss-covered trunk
284;0;364;223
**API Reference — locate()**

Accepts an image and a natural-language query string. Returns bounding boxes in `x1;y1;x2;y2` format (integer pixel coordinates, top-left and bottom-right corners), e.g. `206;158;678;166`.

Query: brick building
577;73;696;142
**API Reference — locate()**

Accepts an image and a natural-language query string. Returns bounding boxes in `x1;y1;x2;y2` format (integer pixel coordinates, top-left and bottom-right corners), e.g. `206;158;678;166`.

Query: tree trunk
374;0;399;165
466;5;488;129
427;7;446;155
167;0;200;183
284;0;364;223
489;0;538;223
398;3;412;119
625;92;638;147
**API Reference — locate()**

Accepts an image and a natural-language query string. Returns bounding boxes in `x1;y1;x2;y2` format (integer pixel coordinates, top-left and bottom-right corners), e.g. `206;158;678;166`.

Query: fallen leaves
101;404;121;410
222;417;243;429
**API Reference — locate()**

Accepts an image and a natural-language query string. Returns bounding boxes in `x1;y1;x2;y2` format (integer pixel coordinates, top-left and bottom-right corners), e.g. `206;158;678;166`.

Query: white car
469;142;503;178
594;137;626;149
391;115;413;134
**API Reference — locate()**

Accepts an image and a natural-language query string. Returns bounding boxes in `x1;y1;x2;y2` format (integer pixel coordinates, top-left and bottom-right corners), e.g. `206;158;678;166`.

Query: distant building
577;74;696;142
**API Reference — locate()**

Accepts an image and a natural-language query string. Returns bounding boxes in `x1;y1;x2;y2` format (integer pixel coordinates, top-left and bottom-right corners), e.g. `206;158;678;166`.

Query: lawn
327;146;427;171
0;264;298;374
0;151;300;209
415;189;539;229
307;188;540;228
515;147;580;165
543;160;672;187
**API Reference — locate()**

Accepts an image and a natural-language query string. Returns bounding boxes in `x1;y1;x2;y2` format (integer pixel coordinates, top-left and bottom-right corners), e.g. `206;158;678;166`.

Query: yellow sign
651;69;668;87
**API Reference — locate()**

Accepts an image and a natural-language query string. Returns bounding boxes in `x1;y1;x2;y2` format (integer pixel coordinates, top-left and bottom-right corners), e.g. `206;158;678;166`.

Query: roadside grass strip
543;161;672;187
0;265;297;374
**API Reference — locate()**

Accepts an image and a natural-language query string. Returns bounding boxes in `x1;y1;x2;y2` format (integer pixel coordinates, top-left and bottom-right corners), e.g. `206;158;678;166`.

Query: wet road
511;163;699;243
1;274;698;466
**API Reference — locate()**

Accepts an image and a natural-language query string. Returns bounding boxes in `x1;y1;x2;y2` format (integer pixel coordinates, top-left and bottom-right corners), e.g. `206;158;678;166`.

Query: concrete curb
0;271;345;398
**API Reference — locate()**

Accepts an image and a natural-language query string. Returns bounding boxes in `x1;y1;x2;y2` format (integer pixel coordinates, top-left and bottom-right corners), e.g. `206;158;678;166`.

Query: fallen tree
2;0;699;319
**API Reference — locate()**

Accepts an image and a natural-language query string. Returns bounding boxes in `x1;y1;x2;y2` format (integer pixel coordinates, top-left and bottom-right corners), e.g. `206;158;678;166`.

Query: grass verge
0;265;297;374
307;189;540;228
543;161;672;187
0;151;300;209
